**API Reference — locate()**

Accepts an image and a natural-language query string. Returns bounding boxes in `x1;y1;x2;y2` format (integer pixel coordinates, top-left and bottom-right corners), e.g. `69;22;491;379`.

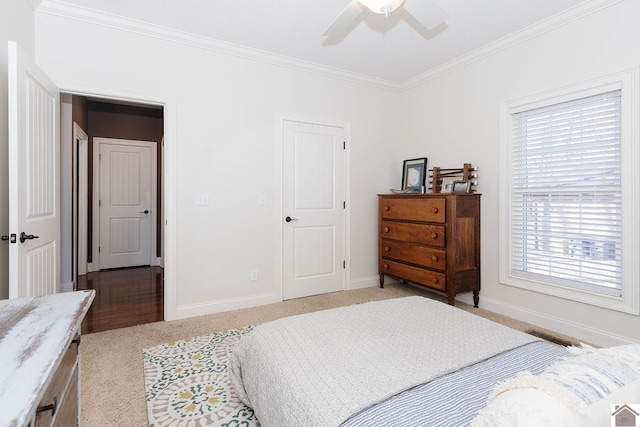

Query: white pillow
471;343;640;427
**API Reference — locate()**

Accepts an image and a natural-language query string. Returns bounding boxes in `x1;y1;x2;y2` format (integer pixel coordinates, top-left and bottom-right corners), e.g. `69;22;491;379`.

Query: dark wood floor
77;266;164;334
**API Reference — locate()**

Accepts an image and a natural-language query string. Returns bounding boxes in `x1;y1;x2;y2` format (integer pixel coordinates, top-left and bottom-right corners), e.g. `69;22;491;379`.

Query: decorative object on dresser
0;290;95;427
440;177;455;193
401;157;428;192
430;162;478;193
378;193;481;306
452;180;472;193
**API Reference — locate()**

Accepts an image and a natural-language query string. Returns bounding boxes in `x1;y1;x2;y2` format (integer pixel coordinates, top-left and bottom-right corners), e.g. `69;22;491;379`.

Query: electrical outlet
250;269;258;281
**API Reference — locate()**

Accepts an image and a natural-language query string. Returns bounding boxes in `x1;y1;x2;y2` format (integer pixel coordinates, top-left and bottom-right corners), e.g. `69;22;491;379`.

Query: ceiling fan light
359;0;404;16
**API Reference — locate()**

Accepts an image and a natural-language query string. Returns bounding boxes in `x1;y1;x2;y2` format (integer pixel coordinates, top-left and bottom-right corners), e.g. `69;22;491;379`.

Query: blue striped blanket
343;340;567;426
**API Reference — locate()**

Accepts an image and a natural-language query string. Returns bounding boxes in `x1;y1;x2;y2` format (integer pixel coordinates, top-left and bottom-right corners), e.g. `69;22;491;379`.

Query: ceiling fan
322;0;448;37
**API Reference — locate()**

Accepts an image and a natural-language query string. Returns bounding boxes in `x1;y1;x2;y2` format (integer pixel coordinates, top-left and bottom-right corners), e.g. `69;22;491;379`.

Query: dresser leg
473;291;479;308
447;296;455;306
379;273;385;288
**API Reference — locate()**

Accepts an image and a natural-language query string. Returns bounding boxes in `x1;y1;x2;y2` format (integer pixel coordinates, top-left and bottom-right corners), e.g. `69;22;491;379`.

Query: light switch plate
195;193;209;206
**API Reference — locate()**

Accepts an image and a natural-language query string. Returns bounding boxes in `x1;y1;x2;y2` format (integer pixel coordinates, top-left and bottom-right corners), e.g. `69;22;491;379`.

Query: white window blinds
510;89;622;295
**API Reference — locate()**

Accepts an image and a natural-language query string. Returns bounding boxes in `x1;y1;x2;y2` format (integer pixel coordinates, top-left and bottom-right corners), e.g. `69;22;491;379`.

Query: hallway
77;266;163;334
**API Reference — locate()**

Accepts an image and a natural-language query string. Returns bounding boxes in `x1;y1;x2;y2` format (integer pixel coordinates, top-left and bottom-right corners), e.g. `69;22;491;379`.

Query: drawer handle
431;277;439;284
383;227;390;233
431;207;439;214
37;396;57;417
383;264;390;270
431;256;439;262
430;232;438;239
384;206;391;211
384;246;390;252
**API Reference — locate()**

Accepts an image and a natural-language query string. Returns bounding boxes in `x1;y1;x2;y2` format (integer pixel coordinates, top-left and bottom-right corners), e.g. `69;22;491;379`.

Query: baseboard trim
348;276;381;290
479;295;637;346
174;293;280;320
61;281;74;293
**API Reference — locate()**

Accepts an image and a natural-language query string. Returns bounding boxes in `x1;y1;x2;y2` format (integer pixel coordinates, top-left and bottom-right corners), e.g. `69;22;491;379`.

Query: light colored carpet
81;283;582;426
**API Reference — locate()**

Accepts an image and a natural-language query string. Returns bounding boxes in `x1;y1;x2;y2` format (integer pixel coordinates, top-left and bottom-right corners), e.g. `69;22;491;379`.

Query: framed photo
401;157;428;191
440;178;455;193
452;180;472;193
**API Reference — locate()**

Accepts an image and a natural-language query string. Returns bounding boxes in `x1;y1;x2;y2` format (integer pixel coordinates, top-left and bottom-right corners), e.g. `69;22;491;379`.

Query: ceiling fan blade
322;1;365;37
403;0;448;29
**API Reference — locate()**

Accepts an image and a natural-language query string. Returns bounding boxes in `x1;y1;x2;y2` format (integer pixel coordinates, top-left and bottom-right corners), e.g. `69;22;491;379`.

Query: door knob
1;234;16;243
140;210;149;214
19;232;39;243
285;216;298;222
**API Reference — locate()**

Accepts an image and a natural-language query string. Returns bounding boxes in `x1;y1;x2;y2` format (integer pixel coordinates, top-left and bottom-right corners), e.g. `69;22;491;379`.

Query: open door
7;41;60;298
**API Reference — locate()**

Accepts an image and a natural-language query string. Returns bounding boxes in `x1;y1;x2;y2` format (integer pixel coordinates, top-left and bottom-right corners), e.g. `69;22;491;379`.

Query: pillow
471;343;640;427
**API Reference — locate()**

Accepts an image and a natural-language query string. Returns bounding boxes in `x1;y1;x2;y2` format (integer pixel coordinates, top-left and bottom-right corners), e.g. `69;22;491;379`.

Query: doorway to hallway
77;266;163;333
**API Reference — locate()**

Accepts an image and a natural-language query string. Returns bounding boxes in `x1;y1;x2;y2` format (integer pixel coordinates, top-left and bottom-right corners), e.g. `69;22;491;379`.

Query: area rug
143;326;260;426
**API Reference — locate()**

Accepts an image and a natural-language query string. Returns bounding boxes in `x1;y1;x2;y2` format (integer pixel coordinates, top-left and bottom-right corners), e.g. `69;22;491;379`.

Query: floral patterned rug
143;326;260;426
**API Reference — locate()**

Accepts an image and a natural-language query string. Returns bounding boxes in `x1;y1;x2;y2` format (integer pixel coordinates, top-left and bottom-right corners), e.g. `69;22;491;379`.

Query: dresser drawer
34;338;78;426
380;197;445;223
52;367;78;427
380;221;445;247
380;260;446;291
381;241;446;271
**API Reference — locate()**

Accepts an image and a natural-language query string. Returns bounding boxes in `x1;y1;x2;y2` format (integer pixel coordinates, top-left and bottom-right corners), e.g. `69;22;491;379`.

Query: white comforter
229;296;538;427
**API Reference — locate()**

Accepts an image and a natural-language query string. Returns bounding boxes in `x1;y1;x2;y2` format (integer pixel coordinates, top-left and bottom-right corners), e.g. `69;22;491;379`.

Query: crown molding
35;0;402;92
399;0;625;91
28;0;43;10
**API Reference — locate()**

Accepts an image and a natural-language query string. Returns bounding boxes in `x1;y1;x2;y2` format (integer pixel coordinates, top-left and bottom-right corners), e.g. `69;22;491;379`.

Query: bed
229;296;640;427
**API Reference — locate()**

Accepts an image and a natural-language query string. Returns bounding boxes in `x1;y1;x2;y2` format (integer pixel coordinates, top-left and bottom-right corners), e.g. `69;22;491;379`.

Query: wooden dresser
378;193;481;306
0;290;95;427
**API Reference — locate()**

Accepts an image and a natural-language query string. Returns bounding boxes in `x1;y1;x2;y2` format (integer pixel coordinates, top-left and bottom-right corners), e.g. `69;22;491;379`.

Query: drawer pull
384;246;390;252
431;256;439;262
431;207;439;214
431;277;439;284
384;206;391;212
430;232;438;239
383;227;390;233
383;264;390;270
37;396;57;417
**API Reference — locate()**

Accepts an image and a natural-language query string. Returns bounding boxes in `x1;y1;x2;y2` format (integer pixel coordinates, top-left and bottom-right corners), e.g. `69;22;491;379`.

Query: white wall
33;12;396;317
398;0;640;345
0;0;35;300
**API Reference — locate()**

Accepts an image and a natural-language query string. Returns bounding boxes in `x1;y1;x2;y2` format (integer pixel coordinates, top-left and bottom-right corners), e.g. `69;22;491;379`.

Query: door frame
93;137;158;270
276;114;351;301
60;85;177;321
72;122;89;282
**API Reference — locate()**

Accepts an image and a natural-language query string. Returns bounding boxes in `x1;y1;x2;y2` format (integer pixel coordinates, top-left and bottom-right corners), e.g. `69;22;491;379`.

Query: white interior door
283;120;346;299
7;41;61;298
98;139;155;269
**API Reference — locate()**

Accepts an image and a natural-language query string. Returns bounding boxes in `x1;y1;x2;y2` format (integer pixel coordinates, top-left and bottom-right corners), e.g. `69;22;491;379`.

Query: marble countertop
0;290;95;427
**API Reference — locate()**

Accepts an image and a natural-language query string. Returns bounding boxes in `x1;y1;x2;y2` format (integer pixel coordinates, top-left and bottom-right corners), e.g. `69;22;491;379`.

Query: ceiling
44;0;589;84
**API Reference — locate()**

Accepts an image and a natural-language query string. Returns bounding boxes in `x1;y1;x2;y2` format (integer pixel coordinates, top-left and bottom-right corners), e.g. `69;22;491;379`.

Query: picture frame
440;178;455;193
401;157;428;191
452;180;472;193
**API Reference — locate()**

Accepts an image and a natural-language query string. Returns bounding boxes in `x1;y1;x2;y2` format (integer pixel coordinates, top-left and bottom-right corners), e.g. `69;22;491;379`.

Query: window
500;72;639;314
